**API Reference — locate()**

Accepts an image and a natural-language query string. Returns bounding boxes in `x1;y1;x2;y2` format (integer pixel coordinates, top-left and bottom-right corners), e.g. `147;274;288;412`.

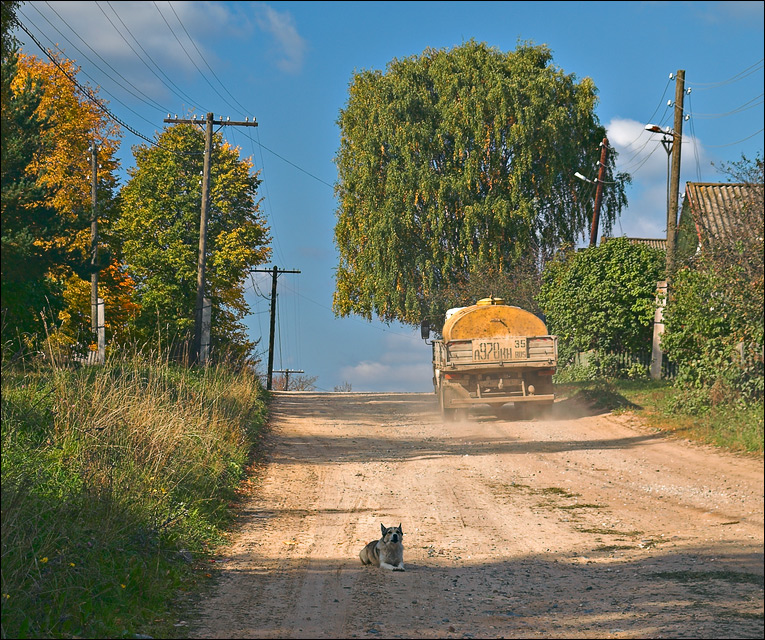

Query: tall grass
558;379;764;454
1;349;268;639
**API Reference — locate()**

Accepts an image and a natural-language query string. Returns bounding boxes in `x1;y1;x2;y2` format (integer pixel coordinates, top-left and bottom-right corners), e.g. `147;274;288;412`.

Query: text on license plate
472;338;528;362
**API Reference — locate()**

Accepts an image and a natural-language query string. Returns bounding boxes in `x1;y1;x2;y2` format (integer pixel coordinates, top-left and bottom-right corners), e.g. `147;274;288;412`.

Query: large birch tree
333;41;629;327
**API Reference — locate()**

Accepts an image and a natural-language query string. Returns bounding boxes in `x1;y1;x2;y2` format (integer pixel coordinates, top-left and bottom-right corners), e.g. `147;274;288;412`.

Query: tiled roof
601;236;667;251
684;182;755;244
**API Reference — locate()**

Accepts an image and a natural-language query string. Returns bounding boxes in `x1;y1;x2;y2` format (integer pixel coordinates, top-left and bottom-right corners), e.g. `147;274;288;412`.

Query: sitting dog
359;523;405;571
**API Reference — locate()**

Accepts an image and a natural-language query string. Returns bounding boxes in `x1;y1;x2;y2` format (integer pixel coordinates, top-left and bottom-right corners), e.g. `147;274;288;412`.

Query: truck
423;297;558;420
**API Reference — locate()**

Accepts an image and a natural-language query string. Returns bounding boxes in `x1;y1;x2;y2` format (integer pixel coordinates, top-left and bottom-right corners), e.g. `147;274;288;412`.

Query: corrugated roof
684;182;753;245
601;236;667;251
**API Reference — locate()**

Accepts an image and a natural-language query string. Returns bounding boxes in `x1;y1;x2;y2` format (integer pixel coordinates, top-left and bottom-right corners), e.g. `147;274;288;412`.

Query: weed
576;527;643;537
557;380;763;454
557;503;604;510
1;352;269;639
650;570;764;587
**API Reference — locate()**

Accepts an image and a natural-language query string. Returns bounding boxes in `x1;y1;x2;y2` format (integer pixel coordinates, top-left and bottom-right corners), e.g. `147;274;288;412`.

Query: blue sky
15;1;764;392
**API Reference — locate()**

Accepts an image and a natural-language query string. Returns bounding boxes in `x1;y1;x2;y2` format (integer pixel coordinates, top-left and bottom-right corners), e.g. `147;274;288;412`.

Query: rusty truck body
425;297;558;420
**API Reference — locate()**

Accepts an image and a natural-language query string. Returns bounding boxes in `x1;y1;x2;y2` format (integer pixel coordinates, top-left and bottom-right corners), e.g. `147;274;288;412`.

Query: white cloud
19;1;248;100
254;3;307;74
605;117;709;240
339;330;433;392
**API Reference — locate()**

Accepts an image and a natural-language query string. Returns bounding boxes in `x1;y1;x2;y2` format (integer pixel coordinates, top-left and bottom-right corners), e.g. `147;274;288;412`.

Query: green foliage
1;354;269;638
1;1;21;58
333;40;629;326
117;124;271;359
437;254;543;320
662;259;763;401
538;238;664;366
1;48;63;341
662;155;763;403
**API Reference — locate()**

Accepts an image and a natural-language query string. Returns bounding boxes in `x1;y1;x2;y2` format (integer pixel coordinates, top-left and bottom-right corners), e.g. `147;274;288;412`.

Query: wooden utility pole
90;140;98;333
250;266;301;390
666;70;685;280
164;113;258;364
273;369;305;391
589;137;609;247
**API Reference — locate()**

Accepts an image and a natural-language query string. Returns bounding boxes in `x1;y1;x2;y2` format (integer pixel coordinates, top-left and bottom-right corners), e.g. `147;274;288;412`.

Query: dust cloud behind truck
422;297;558;420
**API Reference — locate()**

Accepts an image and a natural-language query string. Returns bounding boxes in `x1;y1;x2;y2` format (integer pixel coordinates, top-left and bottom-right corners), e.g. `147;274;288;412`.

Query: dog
359;523;405;571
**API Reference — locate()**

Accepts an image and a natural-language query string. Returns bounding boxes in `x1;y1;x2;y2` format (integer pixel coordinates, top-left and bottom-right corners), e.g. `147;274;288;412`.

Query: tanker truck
423;297;557;420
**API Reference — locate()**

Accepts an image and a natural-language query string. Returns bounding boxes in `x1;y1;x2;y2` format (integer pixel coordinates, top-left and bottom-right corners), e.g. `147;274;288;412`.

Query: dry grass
1;349;268;639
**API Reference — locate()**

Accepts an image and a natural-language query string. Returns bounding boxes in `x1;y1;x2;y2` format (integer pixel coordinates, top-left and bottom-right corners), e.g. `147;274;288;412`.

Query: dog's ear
380;523;386;536
398;523;403;534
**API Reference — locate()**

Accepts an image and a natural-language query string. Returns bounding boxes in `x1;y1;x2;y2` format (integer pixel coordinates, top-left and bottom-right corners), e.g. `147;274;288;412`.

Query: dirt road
189;392;763;639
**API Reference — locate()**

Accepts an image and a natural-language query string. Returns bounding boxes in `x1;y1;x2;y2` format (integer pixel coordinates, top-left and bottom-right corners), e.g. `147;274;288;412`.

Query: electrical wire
164;0;252;117
689;58;764;90
704;128;765;149
615;74;674;155
151;1;241;115
16;15;165;149
39;1;168;113
688;94;764;119
100;0;205;112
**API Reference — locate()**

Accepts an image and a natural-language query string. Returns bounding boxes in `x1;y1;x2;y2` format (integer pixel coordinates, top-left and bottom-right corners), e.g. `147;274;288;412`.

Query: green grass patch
576;527;643;537
650;570;764;587
536;487;579;498
557;503;604;510
1;353;269;639
557;379;764;454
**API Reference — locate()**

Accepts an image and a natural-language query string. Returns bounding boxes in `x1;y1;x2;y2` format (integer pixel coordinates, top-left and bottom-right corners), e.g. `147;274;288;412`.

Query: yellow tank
441;297;547;342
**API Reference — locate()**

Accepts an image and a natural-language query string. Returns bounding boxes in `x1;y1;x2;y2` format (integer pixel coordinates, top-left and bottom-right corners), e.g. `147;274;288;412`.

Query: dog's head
380;523;403;544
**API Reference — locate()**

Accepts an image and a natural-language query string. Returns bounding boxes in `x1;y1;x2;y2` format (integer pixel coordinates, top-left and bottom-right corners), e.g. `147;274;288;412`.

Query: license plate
472;338;528;362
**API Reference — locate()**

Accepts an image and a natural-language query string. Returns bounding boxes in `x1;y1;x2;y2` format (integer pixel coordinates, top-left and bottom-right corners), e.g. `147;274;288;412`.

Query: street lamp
645;124;675;227
574;137;610;247
574;171;595;184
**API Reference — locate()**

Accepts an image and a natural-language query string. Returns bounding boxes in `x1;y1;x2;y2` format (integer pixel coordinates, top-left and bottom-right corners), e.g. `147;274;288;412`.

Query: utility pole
666;70;685;280
90;140;98;333
164;112;258;364
273;369;305;391
589;137;609;247
251;266;301;390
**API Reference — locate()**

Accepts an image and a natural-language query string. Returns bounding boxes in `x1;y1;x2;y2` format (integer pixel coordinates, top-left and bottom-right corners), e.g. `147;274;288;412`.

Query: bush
662;154;763;403
538;238;664;367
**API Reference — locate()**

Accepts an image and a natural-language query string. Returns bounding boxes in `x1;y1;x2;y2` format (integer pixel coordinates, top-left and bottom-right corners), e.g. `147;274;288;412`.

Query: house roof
683;182;753;244
601;236;666;251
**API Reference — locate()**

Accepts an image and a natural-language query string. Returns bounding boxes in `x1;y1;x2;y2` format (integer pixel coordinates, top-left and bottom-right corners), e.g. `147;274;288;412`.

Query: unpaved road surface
189;392;763;639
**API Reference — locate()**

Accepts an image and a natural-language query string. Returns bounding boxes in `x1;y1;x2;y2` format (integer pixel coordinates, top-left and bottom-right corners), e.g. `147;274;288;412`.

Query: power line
99;0;204;112
37;1;168;113
164;0;252;116
689;58;764;90
689;94;764;119
704;128;765;149
151;1;236;112
16;16;161;148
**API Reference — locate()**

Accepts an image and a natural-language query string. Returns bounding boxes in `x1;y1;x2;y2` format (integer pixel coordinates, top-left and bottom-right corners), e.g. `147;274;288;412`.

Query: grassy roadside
557;379;764;455
1;352;269;639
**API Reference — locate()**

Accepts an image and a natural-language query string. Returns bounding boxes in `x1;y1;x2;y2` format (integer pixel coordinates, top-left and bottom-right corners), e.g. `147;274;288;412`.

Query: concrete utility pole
666;70;685;280
164;113;258;364
250;266;301;390
90;140;98;333
589;137;609;247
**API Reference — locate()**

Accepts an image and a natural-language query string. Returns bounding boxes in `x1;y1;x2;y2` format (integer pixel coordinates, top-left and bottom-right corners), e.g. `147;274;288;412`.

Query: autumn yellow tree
9;52;134;348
